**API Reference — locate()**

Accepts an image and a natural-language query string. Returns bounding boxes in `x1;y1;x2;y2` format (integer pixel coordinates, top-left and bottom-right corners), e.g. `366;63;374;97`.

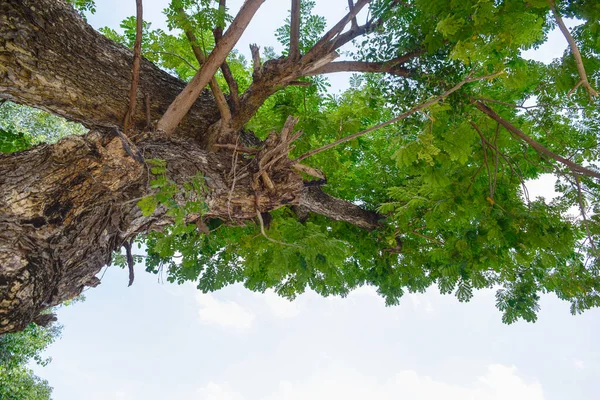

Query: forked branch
303;0;370;61
178;8;231;124
156;0;265;135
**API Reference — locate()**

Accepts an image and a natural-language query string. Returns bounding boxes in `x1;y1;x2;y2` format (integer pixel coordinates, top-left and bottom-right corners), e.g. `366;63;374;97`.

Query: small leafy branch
137;158;209;229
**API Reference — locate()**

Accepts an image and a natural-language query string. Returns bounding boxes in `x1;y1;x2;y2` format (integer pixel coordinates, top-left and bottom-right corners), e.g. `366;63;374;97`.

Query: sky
29;1;600;399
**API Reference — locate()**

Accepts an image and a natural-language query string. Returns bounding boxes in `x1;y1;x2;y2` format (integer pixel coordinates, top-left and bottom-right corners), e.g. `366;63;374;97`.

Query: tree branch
303;0;370;61
123;0;143;134
348;0;359;30
213;0;240;112
156;0;265;135
296;71;503;162
299;187;382;230
250;43;262;77
178;8;231;124
474;100;600;179
549;0;598;98
213;0;226;41
290;0;301;60
331;0;407;50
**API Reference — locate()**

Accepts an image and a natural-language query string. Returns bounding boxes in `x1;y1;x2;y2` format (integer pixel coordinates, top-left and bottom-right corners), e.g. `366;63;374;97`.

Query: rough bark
0;0;219;139
0;130;306;333
0;0;386;333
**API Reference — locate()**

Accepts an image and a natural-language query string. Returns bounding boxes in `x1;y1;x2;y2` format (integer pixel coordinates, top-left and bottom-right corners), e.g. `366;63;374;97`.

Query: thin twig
470;122;530;202
410;230;444;245
574;173;598;254
147;50;198;71
296;71;503;162
256;209;300;247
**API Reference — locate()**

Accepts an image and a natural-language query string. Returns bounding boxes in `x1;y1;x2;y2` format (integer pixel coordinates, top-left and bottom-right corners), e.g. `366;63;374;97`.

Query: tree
0;320;61;399
1;0;599;333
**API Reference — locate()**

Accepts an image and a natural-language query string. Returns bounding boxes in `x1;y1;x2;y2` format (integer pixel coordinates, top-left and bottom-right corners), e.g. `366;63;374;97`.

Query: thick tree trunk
0;0;382;333
0;130;305;333
0;0;219;139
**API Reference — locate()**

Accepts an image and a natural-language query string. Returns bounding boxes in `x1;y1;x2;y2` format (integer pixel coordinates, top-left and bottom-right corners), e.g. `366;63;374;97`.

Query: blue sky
31;1;600;399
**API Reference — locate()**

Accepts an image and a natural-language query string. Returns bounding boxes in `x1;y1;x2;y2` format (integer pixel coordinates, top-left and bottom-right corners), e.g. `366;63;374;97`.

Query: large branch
178;8;232;124
300;187;382;230
474;101;600;179
0;0;219;139
156;0;265;135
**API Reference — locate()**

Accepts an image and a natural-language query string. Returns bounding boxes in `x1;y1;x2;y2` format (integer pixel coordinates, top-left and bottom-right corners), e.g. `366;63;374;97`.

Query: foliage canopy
3;0;600;324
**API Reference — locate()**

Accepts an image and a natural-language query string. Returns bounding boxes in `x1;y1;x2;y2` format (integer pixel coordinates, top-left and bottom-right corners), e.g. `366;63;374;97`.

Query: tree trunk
0;0;381;333
0;129;306;334
0;0;219;139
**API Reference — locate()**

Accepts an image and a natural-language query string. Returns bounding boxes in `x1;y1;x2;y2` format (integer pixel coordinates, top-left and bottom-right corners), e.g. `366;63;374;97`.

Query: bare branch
290;0;301;60
157;0;265;135
296;71;503;162
178;8;231;124
549;0;598;98
474;100;600;179
330;0;408;50
212;0;240;112
292;163;326;180
250;43;262;77
348;0;359;30
123;0;143;134
219;61;240;112
303;0;370;61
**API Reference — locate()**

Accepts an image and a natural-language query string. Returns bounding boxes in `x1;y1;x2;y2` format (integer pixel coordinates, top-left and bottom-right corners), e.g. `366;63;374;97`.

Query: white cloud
259;290;301;319
196;292;255;332
266;364;543;400
573;359;585;369
407;293;435;315
196;382;243;400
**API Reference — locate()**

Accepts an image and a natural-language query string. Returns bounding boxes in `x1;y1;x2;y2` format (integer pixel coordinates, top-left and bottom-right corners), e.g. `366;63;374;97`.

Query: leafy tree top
2;0;600;324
